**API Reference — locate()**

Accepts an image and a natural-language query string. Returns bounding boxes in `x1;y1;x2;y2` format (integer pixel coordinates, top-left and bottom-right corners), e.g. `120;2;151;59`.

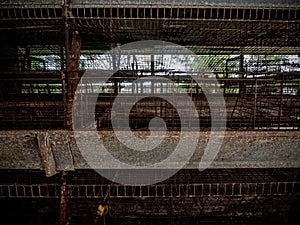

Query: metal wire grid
69;5;299;21
0;181;299;198
0;1;299;130
1;168;299;198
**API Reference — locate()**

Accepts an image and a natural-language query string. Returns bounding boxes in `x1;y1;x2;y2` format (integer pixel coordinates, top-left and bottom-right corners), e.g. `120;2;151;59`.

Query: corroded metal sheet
0;131;41;169
0;130;299;176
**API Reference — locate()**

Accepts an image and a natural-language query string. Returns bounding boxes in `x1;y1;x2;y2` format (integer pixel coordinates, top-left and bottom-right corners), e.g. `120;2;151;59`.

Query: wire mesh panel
0;41;65;128
0;169;299;225
0;169;299;199
0;53;299;130
0;1;299;130
0;1;300;225
71;53;300;131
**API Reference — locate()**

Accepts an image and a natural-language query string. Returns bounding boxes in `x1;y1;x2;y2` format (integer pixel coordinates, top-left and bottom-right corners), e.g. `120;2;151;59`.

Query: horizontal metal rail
1;181;299;198
1;6;298;21
1;0;298;7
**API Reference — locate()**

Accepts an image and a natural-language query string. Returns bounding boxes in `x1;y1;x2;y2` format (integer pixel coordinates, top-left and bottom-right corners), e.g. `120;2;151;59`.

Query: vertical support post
64;30;81;130
253;79;257;129
151;54;155;94
62;0;69;129
278;74;284;129
60;45;65;71
113;79;118;95
151;54;155;76
239;54;245;93
63;0;81;130
140;79;143;94
24;47;31;70
63;1;70;130
60;2;73;224
111;44;118;95
59;171;71;225
225;59;229;79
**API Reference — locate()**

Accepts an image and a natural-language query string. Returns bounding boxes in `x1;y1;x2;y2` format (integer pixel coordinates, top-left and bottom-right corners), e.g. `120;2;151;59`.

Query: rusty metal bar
63;0;70;130
278;74;284;129
59;171;71;225
63;0;81;130
253;78;257;129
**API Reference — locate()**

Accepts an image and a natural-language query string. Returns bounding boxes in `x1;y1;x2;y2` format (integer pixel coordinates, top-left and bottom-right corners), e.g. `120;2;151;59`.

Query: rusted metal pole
151;54;155;93
63;0;70;130
239;54;245;93
253;78;257;129
111;43;118;95
60;2;73;224
278;74;284;129
63;3;81;130
59;171;71;225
